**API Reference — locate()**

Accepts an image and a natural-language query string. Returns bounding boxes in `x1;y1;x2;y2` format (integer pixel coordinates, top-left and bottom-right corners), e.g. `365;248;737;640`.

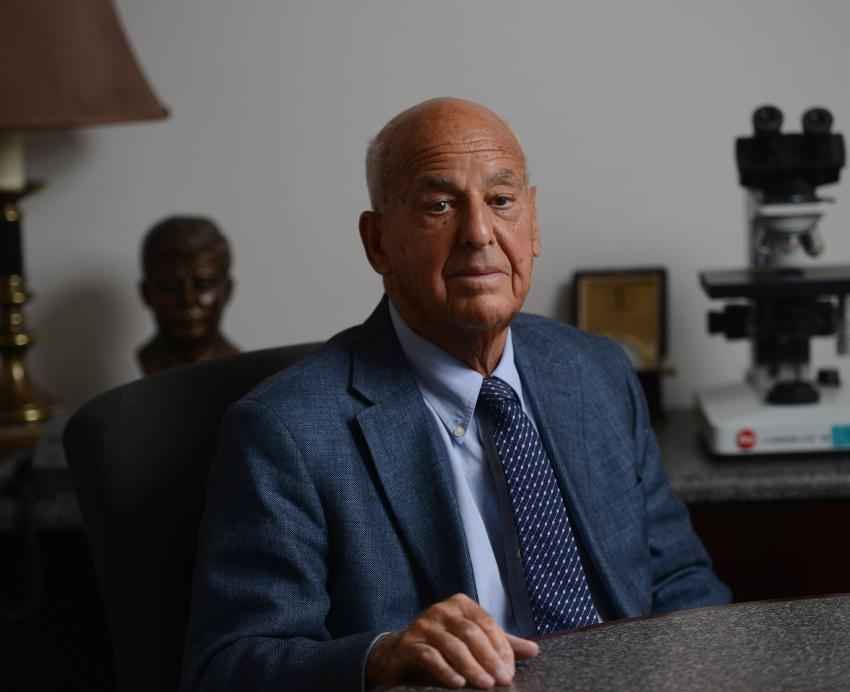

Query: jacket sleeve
179;399;379;692
621;351;732;612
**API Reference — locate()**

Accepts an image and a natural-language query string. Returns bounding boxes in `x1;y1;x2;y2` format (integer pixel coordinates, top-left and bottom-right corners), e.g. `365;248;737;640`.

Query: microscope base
696;381;850;455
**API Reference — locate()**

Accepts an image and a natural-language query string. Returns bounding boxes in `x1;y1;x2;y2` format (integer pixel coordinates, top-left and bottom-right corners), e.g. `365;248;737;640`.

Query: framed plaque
571;268;669;419
571;268;667;370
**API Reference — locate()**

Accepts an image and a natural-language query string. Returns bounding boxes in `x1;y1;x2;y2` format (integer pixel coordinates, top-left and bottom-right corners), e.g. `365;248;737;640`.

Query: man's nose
457;197;495;248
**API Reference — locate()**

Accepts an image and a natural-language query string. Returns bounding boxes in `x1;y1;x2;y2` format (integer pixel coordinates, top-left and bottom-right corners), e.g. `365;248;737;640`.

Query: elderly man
181;98;729;691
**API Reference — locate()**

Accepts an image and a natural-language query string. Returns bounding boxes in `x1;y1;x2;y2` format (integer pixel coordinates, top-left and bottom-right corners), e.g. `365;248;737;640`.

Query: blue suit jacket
181;298;729;691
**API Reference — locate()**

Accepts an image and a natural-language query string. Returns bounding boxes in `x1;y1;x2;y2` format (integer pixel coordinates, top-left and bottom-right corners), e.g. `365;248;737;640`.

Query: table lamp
0;0;168;454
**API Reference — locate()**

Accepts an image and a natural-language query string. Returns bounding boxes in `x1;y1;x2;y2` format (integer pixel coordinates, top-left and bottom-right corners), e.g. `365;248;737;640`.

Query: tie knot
479;376;520;410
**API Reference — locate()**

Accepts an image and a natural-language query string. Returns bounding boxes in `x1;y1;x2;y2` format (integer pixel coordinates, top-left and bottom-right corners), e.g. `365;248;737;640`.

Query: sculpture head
139;216;236;373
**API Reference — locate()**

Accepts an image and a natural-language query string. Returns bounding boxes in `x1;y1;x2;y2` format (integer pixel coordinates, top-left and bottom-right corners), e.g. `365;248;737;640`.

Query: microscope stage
696;382;850;455
700;264;850;299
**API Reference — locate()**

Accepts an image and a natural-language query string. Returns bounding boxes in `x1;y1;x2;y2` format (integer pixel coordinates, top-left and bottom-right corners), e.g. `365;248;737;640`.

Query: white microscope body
697;106;850;455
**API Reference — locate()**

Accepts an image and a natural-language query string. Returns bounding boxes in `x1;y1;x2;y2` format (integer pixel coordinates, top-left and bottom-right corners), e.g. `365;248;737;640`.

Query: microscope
697;105;850;455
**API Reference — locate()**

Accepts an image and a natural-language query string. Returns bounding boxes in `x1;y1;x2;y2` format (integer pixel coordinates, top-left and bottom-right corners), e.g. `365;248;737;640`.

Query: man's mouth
448;265;506;279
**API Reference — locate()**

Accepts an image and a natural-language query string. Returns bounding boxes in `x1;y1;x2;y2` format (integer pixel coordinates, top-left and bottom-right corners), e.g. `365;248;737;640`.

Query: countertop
658;408;850;503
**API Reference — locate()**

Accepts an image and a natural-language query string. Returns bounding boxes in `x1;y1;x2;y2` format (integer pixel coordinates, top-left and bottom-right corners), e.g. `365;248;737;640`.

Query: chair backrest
63;343;322;692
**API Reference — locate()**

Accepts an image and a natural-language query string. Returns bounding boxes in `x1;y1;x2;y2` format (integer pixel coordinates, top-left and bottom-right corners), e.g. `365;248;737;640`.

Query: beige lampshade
0;0;168;130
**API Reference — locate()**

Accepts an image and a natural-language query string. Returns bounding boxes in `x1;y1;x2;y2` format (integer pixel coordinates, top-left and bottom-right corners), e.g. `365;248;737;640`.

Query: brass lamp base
0;188;58;455
0;287;59;424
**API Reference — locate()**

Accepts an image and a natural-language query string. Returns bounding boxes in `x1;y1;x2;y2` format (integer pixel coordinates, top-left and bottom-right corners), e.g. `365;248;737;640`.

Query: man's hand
366;593;539;689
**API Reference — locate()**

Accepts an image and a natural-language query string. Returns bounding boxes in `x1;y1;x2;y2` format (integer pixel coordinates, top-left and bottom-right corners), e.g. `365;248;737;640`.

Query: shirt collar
388;299;526;442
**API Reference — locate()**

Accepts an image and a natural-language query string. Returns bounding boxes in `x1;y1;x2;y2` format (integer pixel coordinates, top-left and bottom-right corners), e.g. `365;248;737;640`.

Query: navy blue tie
479;376;598;634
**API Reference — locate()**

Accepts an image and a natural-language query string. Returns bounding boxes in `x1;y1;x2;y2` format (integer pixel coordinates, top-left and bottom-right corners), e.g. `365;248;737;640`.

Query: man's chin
446;300;521;333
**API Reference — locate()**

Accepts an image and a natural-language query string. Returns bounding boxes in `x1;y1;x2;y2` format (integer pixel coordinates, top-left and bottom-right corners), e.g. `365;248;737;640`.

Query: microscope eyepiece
738;104;844;199
803;107;833;135
753;105;783;136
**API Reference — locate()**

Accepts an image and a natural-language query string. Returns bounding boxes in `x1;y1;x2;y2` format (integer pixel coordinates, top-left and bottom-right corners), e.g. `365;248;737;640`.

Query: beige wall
22;0;850;408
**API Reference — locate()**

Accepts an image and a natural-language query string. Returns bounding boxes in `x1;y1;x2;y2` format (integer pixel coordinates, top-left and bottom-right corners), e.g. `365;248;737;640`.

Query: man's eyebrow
488;169;521;186
412;170;522;193
413;175;455;192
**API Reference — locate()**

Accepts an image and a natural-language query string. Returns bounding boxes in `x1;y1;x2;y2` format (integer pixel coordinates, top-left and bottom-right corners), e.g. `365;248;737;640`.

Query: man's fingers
456;599;514;657
408;643;467;689
367;595;529;689
445;610;515;685
431;628;503;688
506;633;540;659
415;595;517;688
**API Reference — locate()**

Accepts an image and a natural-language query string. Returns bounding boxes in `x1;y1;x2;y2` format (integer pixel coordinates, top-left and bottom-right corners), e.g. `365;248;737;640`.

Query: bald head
365;98;527;212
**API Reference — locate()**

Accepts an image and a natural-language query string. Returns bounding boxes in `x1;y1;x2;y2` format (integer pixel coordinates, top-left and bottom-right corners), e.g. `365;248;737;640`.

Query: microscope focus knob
708;305;751;339
817;368;841;387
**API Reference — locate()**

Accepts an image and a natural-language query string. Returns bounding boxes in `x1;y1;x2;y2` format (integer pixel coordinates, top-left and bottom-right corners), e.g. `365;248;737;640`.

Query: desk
657;409;850;601
391;594;850;691
3;409;848;690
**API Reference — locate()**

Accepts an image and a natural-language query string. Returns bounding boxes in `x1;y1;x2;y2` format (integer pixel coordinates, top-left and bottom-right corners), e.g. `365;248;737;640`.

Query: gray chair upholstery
63;343;321;692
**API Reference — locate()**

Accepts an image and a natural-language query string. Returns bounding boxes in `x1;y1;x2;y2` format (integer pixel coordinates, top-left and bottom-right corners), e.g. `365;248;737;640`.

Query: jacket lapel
350;299;477;603
511;322;636;617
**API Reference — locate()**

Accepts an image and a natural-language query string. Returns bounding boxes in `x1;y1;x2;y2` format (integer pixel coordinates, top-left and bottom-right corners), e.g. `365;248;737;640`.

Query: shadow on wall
29;275;136;410
554;281;573;324
22;131;137;410
26;130;88;177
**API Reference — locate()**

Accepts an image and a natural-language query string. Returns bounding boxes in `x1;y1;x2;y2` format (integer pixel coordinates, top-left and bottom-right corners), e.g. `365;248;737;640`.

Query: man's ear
358;210;392;275
529;186;541;257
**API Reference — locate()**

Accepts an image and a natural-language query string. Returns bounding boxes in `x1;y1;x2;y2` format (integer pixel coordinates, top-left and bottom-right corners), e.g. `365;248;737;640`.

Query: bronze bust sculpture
137;216;238;375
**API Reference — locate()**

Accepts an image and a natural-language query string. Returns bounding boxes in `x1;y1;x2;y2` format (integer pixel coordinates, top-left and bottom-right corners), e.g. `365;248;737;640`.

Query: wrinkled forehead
386;104;527;191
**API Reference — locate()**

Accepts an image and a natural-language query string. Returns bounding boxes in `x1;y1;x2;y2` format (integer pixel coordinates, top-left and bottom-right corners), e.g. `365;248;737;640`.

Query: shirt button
516;549;522;560
452;425;465;438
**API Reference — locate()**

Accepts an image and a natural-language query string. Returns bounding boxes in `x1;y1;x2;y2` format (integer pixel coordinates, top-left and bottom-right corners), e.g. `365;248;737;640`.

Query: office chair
63;342;322;692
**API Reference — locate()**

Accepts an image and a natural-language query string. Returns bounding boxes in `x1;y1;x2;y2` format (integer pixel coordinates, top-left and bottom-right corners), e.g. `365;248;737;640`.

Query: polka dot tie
479;376;598;634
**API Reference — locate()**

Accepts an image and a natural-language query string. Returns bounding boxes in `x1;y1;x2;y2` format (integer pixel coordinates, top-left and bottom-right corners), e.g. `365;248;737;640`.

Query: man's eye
427;200;452;214
491;195;513;208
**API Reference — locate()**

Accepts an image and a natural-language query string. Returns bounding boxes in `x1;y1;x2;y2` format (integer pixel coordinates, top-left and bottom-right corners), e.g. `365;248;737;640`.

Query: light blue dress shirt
388;301;537;637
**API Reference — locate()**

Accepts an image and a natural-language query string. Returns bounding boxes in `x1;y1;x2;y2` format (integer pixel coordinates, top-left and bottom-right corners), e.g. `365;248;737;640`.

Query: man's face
143;250;231;342
361;103;540;346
